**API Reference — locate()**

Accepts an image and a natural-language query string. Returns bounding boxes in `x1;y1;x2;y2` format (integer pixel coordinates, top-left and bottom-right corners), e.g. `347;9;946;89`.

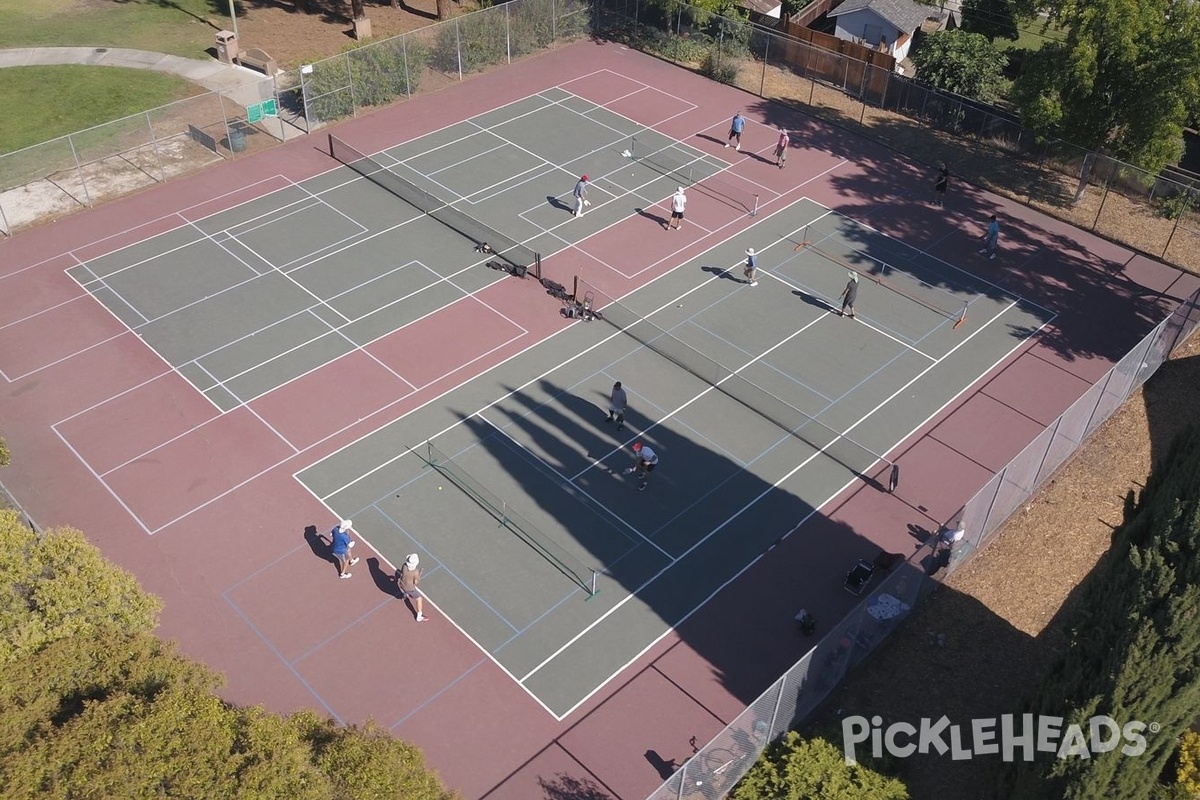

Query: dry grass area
805;332;1200;798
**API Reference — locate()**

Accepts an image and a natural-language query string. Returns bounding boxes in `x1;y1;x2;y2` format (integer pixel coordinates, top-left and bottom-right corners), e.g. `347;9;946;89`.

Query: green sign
246;99;279;124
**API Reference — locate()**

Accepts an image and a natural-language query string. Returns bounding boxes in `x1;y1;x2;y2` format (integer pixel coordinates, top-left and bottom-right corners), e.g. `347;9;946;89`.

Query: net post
750;194;759;217
888;464;900;493
533;253;542;281
630;135;637;159
327;133;335;157
572;274;579;302
588;569;598;599
953;301;968;330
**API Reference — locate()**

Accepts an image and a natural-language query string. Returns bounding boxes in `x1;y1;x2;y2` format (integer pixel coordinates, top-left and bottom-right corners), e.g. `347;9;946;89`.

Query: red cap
581;175;589;181
632;442;643;452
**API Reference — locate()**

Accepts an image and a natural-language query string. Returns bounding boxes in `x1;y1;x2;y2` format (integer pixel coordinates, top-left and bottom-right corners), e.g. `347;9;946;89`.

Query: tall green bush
0;510;458;799
304;37;427;124
730;732;909;800
1004;424;1200;799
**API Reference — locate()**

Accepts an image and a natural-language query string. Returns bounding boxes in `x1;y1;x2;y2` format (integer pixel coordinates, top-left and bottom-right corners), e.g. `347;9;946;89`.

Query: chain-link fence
0;0;591;236
648;557;929;799
950;285;1200;567
592;0;1200;274
644;283;1200;799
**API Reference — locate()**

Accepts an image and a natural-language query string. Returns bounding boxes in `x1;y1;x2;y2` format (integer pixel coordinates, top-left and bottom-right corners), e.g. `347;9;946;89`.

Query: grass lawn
0;0;219;58
0;66;197;155
1011;16;1068;52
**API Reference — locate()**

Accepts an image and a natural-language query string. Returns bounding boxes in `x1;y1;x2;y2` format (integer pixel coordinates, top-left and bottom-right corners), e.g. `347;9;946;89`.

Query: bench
237;48;278;76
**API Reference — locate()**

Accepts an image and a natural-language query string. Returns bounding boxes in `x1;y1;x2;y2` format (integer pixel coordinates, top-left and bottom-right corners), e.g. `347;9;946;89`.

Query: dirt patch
807;331;1200;798
227;0;446;69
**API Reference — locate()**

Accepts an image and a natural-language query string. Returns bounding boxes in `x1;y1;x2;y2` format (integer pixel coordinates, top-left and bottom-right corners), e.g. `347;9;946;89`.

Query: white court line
477;418;673;561
525;295;1035;718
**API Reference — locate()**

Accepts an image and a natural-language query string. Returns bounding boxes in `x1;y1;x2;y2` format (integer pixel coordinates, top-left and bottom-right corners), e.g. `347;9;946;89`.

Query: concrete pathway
0;46;267;93
0;47;307;141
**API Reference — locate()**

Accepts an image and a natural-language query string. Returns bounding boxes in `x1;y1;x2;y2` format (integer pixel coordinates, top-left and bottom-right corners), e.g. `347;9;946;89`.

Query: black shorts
670;210;684;220
643;461;656;473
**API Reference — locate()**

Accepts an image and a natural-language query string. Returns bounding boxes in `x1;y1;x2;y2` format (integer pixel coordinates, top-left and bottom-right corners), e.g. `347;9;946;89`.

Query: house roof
829;0;931;33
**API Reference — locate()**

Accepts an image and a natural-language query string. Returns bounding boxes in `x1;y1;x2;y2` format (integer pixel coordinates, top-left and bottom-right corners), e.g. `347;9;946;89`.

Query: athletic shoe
623;467;635;475
724;143;730;148
978;248;987;254
349;557;360;566
638;482;647;491
735;145;741;152
988;254;996;260
416;614;427;622
750;281;758;287
340;573;352;580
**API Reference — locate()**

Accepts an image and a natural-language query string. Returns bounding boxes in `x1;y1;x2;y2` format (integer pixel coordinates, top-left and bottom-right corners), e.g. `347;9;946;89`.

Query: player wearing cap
573;175;590;217
397;553;428;622
666;187;687;230
743;248;759;286
330;519;358;579
839;271;859;318
623;441;659;491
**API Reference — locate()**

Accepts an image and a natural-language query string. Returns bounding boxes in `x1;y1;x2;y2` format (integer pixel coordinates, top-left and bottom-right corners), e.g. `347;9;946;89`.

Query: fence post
66;134;92;207
402;35;412;98
144;110;165;182
1161;200;1186;260
760;32;769;97
455;17;464;80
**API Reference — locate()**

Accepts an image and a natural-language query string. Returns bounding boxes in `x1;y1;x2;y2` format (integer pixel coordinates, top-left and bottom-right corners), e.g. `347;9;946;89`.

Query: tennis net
422;439;599;597
575;278;899;491
627;136;759;217
795;235;968;328
329;134;541;279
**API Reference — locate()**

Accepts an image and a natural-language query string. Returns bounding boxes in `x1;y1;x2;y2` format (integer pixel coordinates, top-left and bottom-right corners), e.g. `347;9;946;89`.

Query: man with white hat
666;186;687;230
743;248;759;286
838;271;859;318
330;519;358;580
398;553;428;622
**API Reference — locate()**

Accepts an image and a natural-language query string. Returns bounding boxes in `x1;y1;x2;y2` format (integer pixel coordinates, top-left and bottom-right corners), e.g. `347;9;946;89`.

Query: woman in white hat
397;553;428;622
743;248;759;286
839;271;859;318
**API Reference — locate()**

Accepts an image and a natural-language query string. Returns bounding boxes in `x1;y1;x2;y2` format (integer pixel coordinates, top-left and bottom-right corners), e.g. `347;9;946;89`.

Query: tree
1012;0;1200;201
911;30;1009;102
1004;424;1200;799
960;0;1021;41
0;513;459;799
0;510;161;664
436;0;453;21
730;733;909;800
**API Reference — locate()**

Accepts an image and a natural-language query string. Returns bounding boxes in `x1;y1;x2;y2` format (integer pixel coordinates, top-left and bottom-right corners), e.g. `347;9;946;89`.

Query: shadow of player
791;289;837;313
303;525;339;575
635;206;669;228
546;195;573;213
367;557;404;599
702;265;744;283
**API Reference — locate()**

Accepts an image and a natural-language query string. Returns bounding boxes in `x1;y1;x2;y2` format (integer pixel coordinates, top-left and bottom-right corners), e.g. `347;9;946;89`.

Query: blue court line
289;594;396;665
388;657;489;731
373;505;521;634
220;589;344;724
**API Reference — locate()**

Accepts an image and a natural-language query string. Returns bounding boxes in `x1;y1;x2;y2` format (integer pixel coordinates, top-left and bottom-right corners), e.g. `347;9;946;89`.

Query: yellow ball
438;486;443;491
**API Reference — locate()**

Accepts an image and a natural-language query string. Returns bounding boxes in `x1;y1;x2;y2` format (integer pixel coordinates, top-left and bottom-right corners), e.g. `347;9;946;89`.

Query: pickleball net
626;136;759;217
422;439;599;597
574;278;899;492
329;134;541;279
794;234;969;329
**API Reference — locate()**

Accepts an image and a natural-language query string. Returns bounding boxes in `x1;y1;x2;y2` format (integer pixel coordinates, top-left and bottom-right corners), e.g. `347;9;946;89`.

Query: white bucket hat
339;519;353;531
848;271;858;282
746;248;756;256
405;553;420;570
